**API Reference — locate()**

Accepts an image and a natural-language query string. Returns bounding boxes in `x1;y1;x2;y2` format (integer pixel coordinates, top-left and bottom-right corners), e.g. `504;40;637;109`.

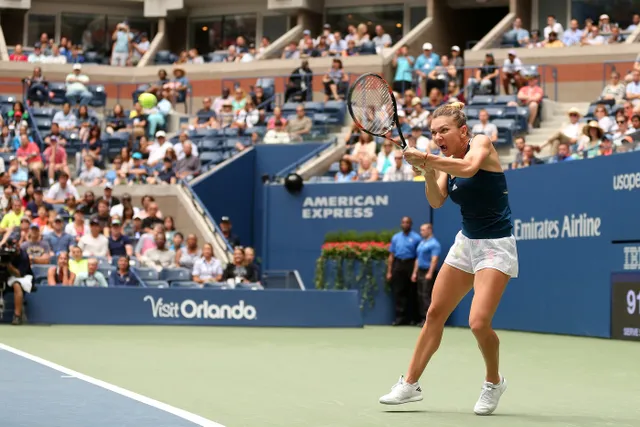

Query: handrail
138;18;166;68
179;179;234;261
382;17;433;65
0;24;9;62
257;25;303;61
274;140;335;178
472;13;516;51
625;25;640;44
602;59;637;88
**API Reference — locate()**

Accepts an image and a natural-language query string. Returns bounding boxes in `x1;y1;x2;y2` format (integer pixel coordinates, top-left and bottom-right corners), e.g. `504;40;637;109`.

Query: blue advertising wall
262;151;640;337
263;182;433;289
25;287;362;327
192;143;326;250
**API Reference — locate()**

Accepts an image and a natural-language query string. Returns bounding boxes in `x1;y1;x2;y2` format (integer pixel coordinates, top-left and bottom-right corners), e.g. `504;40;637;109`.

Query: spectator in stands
66;210;88;242
300;38;320;58
222;247;258;285
165;67;189;103
383;151;413;182
28;43;44;63
78;218;108;257
52;103;77;132
374;140;394;176
173;132;198;161
335;158;357;182
282;41;301;60
234;100;260;131
515;74;543;130
549;142;576;163
286;105;313;142
74;156;102;187
109;255;138;286
593;104;614;133
544;31;564;48
426;88;444;109
414;43;439;95
285;61;313;102
356;157;379;182
21;224;52;265
128;152;149;184
343;39;359;57
77;191;96;216
542;107;583;154
511;136;526;169
628;14;640;31
467;53;498;99
516;144;544;168
6;101;28;128
47;251;75;286
501;50;524;95
598;14;612;33
132;33;150;65
32;205;48;228
111;22;132;66
74;257;107;287
134;221;160;256
147;157;176;185
188;48;205;64
110;193;138;218
471;109;498;143
266;107;287;130
147;69;169;98
219;216;240;247
345;132;376;164
562;19;583;46
190;98;218;130
355;23;371;45
174;142;201;181
42;45;67;64
16;134;44;179
612;113;635;146
600;71;626;104
544;15;564;40
108;218;133;259
45;215;74;256
106;104;128;135
0;125;11;151
140;231;175;271
449;46;464;87
65;64;92;106
445;81;465;104
581;26;605;46
608;25;624;44
598;134;615;156
175;234;201;270
0;197;24;233
322;59;348;102
527;29;543;48
68;245;87;275
626;70;640;107
504;18;530;47
26;188;52;217
170;232;183;251
93;199;112;230
372;25;392;50
577;121;605;156
392;46;415;94
192;242;223;285
45;123;67;146
96;184;120;210
326;32;344;56
426;55;457;95
244;247;260;281
8;157;28;188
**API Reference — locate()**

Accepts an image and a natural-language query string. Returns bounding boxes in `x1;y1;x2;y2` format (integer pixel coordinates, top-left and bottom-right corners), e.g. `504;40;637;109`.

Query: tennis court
2;325;638;427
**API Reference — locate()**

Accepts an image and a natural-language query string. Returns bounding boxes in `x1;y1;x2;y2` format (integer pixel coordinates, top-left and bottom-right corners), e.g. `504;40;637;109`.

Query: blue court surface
0;344;223;427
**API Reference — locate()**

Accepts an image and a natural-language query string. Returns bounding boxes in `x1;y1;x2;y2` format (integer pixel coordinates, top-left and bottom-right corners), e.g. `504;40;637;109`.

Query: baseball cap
422;42;433;51
303;29;311;35
111;218;122;225
155;130;166;138
132;152;143;160
323;23;331;29
221;216;231;222
29;223;39;229
508;49;517;56
567;107;581;115
20;217;30;223
73;63;82;70
54;215;63;222
411;97;422;107
451;45;461;52
411;125;422;131
104;182;113;190
89;218;100;226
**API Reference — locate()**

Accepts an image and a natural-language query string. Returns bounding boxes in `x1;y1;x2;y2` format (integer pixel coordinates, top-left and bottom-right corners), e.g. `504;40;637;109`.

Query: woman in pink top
266;106;287;130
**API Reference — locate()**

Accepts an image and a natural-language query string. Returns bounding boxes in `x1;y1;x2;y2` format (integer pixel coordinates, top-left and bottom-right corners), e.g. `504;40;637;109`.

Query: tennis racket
347;72;425;173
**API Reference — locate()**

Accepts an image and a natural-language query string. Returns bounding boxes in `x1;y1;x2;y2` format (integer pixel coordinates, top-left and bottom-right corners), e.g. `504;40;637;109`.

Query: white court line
0;343;226;427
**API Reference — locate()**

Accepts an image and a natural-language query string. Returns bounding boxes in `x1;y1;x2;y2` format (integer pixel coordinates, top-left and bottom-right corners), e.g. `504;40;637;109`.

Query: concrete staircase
497;100;591;165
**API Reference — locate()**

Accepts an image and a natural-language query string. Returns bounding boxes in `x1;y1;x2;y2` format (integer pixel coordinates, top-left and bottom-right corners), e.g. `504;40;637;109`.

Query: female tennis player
379;102;518;416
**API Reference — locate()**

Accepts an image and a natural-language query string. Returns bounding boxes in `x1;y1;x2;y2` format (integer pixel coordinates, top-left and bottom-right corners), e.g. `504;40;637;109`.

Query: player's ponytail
432;100;467;129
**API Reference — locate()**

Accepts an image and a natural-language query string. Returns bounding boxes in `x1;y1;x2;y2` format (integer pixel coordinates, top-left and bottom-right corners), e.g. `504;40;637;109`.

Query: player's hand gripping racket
347;73;427;175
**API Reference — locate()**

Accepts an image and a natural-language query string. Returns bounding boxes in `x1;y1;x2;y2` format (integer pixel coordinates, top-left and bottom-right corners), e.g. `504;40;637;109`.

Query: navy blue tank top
447;143;513;239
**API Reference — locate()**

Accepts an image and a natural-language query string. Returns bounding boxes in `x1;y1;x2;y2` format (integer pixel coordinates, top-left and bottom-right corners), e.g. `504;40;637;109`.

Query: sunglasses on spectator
617;120;625;124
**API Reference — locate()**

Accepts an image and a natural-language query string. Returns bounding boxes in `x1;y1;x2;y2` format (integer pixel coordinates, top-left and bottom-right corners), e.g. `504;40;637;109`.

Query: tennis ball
138;93;157;109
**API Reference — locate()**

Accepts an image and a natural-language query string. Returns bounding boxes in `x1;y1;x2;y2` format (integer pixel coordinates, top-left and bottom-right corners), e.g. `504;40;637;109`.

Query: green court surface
2;325;639;427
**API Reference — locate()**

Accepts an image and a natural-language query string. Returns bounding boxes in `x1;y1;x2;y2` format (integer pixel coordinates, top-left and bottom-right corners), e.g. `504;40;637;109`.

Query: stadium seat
155;50;173;65
359;41;377;55
208;51;229;63
323;101;346;124
35;117;52;130
493;95;517;105
203;282;232;289
160;268;191;282
304;102;324;113
0;95;17;105
31;107;56;118
313;113;330;126
199;139;219;152
170;281;199;288
31;264;53;282
133;268;160;281
485;107;505;118
282;102;299;116
465;108;479;119
493;119;517;146
200;151;224;165
99;266;116;278
84;51;100;64
145;280;170;288
88;85;107;108
48;82;67;105
223;127;239;137
470;95;494;106
235;282;264;290
251;126;267;137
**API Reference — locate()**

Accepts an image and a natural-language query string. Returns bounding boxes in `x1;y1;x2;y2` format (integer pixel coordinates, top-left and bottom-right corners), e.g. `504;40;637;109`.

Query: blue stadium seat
465;108;479;119
48;82;67;105
133;268;160;281
493;95;517;105
35;117;52;131
84;51;100;64
493;119;517;146
88;85;107;108
470;95;494;106
95;257;110;268
329;162;340;173
251;126;267;137
145;280;170;288
203;282;232;289
208;51;229;63
99;266;116;278
235;282;264;290
31;107;56;118
155;50;172;65
282;102;299;116
313;113;330;126
304;102;324;113
467;119;481;129
32;264;53;281
485;107;505;118
223;127;239;137
0;95;17;105
323;101;346;124
170;281;199;288
160;268;191;282
199;139;219;152
199;151;224;165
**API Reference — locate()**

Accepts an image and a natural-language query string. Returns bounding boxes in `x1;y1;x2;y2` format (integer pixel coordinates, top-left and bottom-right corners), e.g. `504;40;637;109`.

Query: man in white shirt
28;43;44;63
543;15;564;41
471;110;498;143
41;45;67;64
132;33;150;65
501;50;524;95
626;70;640;107
147;131;173;168
383;152;414;182
173;132;199;161
78;218;109;257
65;64;93;105
409;97;429;128
373;25;393;51
542;107;582;155
581;26;606;46
263;120;291;144
45;172;80;204
408;126;430;152
52;102;78;131
110;193;141;218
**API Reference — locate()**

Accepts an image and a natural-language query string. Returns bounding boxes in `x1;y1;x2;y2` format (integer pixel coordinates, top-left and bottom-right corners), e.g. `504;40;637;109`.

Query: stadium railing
273;139;336;179
262;270;305;290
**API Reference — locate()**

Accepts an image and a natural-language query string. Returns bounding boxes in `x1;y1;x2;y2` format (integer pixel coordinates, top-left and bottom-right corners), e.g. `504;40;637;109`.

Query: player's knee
468;315;491;335
425;305;448;326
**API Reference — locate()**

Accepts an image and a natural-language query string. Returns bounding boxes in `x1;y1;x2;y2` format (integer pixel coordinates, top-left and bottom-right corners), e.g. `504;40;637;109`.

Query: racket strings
350;77;396;135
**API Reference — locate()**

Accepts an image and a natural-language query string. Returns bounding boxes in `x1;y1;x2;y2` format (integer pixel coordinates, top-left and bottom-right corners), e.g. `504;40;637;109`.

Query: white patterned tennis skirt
444;231;519;278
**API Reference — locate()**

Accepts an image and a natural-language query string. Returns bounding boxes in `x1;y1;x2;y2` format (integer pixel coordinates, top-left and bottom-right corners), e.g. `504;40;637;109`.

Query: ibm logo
623;247;640;270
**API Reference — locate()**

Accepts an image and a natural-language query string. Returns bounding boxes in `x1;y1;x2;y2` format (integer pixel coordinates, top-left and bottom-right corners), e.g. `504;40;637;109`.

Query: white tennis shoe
473;376;507;415
379;376;423;405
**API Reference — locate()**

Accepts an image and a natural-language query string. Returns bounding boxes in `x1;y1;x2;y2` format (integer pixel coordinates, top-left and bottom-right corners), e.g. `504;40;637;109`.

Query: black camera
0;239;19;288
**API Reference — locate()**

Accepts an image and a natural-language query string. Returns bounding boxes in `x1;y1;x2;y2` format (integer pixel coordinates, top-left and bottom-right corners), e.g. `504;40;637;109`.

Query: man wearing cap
220;216;241;248
414;43;441;94
21;224;53;265
542;107;583;154
147;131;173;169
28;43;44;63
96;184;120;210
26;188;53;217
65;64;92;106
501;50;524;95
450;46;464;87
128;152;150;184
409;97;429;128
111;21;132;67
78;218;109;257
44;216;74;256
108;219;133;259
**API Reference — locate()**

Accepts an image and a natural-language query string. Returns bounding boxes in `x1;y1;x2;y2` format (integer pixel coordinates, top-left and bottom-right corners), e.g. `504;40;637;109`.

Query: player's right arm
424;169;448;209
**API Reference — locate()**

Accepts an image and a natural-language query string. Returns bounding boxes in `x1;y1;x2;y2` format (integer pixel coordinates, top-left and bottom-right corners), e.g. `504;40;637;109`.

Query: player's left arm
424;135;492;178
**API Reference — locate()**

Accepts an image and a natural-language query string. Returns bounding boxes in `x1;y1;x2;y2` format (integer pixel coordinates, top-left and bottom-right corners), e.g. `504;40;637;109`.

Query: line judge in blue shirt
386;216;421;325
411;223;441;326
